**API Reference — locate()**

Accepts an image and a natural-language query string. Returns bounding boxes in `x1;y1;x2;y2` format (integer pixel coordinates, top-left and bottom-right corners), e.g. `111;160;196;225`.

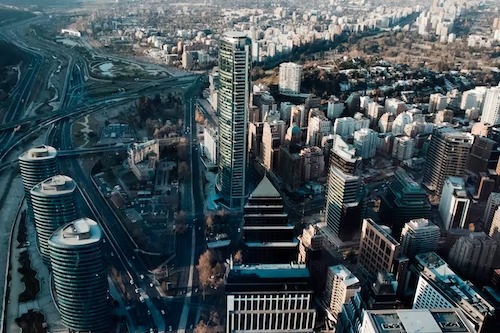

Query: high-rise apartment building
461;87;486;110
423;127;473;195
242;176;298;264
225;264;316;333
278;62;302;94
400;218;440;258
358;218;400;280
327;95;345;120
19;145;59;220
278;146;303;191
439;177;470;229
412;252;495;332
306;109;331;146
481;86;500;125
334;117;355;137
298;224;326;293
217;31;252;209
261;122;281;171
30;175;78;263
392;136;414;161
380;168;431;238
353;128;378;159
49;218;110;332
324;265;360;321
448;231;497;283
428;93;448;113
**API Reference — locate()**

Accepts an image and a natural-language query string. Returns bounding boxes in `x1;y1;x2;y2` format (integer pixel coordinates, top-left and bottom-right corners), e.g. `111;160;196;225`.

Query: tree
196;250;214;300
178;161;189;181
205;214;214;230
233;250;243;264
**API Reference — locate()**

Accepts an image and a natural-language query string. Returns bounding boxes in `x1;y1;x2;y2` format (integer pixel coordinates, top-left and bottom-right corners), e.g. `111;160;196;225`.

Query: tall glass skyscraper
217;31;251;209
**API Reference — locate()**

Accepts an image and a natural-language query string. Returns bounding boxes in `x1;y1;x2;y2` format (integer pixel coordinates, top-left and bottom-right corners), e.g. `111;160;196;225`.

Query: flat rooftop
49;218;102;247
19;145;57;161
31;175;76;196
365;309;473;333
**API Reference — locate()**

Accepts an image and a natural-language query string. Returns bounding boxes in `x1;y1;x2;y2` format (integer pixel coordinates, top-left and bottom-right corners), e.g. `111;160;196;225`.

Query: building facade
48;218;110;332
439;177;470;230
217;31;252;209
30;175;78;264
481;86;500;125
279;62;302;94
324;265;360;322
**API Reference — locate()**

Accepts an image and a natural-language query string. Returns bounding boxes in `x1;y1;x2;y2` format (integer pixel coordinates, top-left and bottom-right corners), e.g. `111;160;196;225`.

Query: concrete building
48;218;110;332
434;109;454;124
413;252;495;332
127;140;159;181
400;218;440;258
361;309;475;333
217;31;252;209
19;145;59;221
392;112;412;136
279;62;302;94
353;128;378;159
334;117;355;137
242;176;298;264
306;109;331;146
30;175;78;264
367;102;384;128
290;104;307;128
439;177;470;230
483;192;500;233
324;148;365;244
202;125;219;165
385;98;406;115
358;218;400;280
278;146;303;191
300;146;325;182
461;87;486;110
297;224;326;293
392;136;414;161
423;127;473;195
261;122;281;171
448;231;497;283
225;264;316;333
378;112;395;133
324;265;360;322
327;95;345;120
467;136;499;174
429;93;448;113
380;168;431;238
481;86;500;125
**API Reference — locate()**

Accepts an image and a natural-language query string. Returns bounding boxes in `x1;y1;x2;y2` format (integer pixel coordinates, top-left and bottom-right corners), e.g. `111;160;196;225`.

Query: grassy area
15;310;47;333
72;115;100;148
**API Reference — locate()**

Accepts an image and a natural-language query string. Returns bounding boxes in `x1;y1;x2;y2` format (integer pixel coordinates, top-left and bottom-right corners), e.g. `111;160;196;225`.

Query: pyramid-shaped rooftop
250;176;281;198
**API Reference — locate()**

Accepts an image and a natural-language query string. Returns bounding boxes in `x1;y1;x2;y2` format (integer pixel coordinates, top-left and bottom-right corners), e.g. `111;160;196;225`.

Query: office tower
324;147;365;245
261;122;281;171
423;127;473;195
49;218;110;332
400;218;440;258
278;62;302;94
361;309;475;333
353;128;378;159
448;231;497;283
324;265;360;321
483;192;500;233
337;292;364;333
278;146;303;191
481;86;500;125
247;121;262;158
300;146;325;182
476;173;495;201
392;136;414;161
413;252;495;332
391;112;412;135
379;168;431;238
365;271;399;310
30;175;78;264
242;176;298;264
306;109;331;146
439;177;470;229
327;95;345;120
217;31;251;209
428;93;448;113
19;145;59;221
225;264;316;333
467;136;499;174
358;219;400;280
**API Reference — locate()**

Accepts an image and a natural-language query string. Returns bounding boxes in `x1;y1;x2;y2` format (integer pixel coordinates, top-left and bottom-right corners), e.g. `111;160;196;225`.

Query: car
161;310;165;315
134;288;141;294
110;252;114;257
130;279;134;285
150;283;154;288
168;326;172;331
140;274;144;280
